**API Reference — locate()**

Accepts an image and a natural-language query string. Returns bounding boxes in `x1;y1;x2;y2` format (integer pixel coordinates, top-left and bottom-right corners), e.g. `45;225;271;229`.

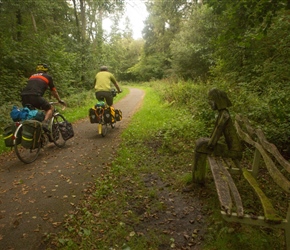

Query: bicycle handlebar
49;101;66;111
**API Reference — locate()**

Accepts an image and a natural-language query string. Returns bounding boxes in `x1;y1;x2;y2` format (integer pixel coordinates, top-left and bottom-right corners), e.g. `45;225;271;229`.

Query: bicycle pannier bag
58;120;74;141
21;120;42;149
3;123;20;147
104;107;115;123
115;109;122;121
89;108;99;123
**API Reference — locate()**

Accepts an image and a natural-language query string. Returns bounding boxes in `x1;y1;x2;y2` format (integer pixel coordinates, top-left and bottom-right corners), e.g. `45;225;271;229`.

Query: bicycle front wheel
51;114;66;148
14;124;41;164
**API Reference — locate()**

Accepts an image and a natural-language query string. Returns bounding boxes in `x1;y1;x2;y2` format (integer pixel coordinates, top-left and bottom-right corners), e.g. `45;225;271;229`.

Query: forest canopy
0;0;289;151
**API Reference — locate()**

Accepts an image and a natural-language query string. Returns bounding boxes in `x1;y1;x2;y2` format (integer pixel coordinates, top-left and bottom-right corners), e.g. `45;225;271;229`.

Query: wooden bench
206;114;290;249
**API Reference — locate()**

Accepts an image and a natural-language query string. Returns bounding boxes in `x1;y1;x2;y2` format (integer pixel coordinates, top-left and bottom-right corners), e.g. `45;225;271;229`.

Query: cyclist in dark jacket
21;63;65;125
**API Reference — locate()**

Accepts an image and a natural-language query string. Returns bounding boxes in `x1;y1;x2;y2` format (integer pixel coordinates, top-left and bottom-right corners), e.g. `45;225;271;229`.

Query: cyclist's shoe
111;122;116;128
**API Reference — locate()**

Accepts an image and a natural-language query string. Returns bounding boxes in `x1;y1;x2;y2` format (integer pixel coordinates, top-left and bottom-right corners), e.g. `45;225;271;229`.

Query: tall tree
137;0;193;80
170;4;216;80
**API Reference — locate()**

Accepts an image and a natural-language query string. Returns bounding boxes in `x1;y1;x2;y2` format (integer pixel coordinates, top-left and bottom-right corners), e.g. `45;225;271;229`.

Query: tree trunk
30;12;37;33
72;0;81;41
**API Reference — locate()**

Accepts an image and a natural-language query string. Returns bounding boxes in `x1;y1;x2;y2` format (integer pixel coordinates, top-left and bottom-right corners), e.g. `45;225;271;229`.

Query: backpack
10;106;28;121
27;109;45;122
58;120;74;141
3;123;21;147
10;106;44;122
21;120;42;149
115;109;122;121
104;107;115;123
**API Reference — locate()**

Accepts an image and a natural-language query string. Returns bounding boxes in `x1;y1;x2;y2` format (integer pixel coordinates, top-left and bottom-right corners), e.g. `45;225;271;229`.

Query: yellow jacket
94;71;117;92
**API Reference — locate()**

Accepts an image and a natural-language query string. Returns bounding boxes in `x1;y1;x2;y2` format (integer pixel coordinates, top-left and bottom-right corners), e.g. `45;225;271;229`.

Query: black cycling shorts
21;95;51;111
95;91;113;106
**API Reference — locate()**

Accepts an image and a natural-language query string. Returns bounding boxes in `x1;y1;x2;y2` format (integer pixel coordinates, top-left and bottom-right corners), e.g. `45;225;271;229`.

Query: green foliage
170;5;216;80
128;53;166;81
152;79;214;133
137;0;189;81
0;0;133;109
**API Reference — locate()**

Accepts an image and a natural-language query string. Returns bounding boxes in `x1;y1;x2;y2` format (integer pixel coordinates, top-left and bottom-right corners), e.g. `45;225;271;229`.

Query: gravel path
0;88;145;250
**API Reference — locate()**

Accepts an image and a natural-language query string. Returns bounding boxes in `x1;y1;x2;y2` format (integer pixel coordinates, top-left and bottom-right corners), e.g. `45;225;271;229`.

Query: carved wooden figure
192;88;243;184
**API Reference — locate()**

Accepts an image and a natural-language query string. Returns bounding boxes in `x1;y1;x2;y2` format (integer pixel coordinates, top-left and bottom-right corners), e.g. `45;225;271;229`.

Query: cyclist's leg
38;97;52;122
104;92;113;106
21;95;36;108
95;91;107;102
103;92;116;125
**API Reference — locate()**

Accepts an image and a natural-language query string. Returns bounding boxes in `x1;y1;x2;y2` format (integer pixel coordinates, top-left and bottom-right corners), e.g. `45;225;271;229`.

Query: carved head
208;88;232;110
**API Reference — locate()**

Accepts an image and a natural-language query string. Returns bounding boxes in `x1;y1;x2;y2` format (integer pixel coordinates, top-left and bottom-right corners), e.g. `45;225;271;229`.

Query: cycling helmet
36;63;49;72
100;66;108;71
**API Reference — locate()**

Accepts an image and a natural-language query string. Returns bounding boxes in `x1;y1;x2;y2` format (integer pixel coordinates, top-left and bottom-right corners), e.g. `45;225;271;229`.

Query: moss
243;168;283;223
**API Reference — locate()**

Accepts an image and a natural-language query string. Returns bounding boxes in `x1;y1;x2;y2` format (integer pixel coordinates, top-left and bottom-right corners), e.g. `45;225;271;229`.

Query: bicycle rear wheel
14;124;41;164
51;114;66;148
101;122;108;137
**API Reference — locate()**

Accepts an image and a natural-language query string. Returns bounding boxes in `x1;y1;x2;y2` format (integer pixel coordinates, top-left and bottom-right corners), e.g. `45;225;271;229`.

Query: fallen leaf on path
22;233;28;238
52;222;61;228
13;220;19;228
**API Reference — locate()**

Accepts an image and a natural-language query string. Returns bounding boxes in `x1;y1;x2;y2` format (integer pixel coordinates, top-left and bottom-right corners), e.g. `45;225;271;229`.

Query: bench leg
285;204;290;250
285;227;290;250
193;152;207;184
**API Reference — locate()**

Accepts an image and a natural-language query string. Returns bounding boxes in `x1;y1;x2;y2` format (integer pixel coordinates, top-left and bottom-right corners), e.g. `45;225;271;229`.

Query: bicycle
89;89;122;137
13;102;68;164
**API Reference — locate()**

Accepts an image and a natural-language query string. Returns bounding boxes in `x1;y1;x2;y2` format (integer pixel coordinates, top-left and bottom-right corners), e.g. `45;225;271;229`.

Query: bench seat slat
208;156;244;218
222;158;244;217
208;156;233;215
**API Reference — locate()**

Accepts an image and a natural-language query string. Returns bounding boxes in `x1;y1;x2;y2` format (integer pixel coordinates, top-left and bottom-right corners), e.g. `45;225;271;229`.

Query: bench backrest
234;114;290;193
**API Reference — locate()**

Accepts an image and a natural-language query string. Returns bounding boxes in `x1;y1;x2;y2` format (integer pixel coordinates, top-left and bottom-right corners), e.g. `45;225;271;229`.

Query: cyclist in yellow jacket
94;66;121;106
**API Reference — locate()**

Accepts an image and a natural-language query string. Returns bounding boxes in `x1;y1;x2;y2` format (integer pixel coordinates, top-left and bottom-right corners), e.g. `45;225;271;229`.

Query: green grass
44;84;286;250
45;87;195;249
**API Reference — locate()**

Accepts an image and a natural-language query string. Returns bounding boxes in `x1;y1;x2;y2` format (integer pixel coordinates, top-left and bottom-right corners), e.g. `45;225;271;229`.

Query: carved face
208;88;232;110
208;99;217;110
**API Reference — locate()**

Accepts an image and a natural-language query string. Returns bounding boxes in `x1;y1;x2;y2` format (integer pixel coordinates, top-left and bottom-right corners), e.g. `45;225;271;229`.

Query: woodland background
0;0;289;154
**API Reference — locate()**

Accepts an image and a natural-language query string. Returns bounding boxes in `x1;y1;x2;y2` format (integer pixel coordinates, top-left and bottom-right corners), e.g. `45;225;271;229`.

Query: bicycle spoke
52;114;66;148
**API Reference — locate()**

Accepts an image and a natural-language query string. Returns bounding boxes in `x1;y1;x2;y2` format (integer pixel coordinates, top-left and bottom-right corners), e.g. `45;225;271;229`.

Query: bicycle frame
94;92;117;137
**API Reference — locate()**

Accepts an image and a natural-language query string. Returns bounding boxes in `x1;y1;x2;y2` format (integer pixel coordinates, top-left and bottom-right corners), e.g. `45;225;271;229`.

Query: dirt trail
0;88;145;250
